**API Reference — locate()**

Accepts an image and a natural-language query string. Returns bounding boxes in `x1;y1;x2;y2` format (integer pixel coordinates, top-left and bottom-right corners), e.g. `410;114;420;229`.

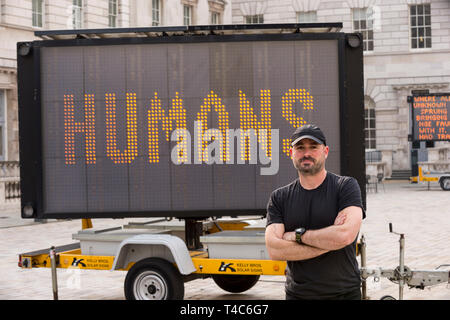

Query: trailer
19;218;287;300
410;166;450;190
16;23;368;300
359;223;450;300
409;92;450;191
19;219;450;300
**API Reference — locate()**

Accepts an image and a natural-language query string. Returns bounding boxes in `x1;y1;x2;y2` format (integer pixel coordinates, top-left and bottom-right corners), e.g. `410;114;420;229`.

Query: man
265;124;365;300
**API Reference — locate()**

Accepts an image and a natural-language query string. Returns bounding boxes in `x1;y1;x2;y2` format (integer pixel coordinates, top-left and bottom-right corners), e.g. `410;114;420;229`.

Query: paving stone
0;181;449;300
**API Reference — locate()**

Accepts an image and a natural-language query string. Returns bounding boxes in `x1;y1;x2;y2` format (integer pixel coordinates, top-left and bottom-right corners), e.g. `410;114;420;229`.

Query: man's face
290;138;329;176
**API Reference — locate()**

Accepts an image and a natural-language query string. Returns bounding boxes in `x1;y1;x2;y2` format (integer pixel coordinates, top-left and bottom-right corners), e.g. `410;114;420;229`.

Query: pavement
0;180;449;300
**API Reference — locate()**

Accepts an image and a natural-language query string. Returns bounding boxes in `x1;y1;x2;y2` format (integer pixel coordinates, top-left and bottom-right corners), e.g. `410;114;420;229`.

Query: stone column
381;150;393;178
393;86;410;170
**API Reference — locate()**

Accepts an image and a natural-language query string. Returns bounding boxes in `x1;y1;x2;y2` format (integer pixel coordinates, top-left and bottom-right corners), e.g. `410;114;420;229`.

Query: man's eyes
296;145;318;151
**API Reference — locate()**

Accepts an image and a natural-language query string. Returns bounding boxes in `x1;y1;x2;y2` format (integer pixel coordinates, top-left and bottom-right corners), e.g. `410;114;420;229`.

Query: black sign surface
18;30;365;219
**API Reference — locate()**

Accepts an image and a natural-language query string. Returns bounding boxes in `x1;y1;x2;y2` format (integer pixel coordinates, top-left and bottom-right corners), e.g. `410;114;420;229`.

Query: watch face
295;228;306;244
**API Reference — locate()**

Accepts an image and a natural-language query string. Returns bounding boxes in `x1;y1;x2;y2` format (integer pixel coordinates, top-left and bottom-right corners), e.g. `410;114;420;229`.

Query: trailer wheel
380;295;396;300
439;177;450;191
212;274;260;293
124;258;184;300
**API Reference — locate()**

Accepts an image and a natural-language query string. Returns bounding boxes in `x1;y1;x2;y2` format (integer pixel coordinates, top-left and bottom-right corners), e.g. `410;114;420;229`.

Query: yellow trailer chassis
18;220;450;300
19;245;286;276
18;218;287;300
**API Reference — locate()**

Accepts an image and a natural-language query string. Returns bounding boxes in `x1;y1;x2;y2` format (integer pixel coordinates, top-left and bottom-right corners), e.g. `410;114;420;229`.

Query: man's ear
289;147;293;158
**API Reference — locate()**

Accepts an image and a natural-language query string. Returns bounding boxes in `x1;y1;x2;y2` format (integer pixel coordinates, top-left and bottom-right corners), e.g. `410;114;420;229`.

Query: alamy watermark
170;121;280;176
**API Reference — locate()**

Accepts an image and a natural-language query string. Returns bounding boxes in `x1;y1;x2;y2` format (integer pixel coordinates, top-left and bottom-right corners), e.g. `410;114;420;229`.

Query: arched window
365;97;376;150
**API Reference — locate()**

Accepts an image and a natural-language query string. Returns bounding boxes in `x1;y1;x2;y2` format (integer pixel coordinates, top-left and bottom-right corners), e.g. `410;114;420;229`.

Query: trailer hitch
359;223;450;300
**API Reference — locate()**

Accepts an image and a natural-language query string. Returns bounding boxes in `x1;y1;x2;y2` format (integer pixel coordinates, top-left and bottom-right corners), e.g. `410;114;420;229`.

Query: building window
296;11;317;23
365;103;376;150
0;90;6;160
352;8;374;52
152;0;161;26
183;5;192;25
410;4;431;49
108;0;118;27
72;0;83;29
245;15;264;24
211;12;220;25
32;0;44;28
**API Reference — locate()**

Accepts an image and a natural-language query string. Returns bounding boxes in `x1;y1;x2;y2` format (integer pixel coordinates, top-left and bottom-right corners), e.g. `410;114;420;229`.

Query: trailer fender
111;234;196;275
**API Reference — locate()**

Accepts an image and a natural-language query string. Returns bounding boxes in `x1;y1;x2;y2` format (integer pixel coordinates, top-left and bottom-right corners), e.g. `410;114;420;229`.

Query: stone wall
231;0;450;177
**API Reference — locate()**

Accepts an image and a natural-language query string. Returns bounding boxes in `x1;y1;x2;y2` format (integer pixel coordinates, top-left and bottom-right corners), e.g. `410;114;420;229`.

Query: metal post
185;219;203;250
81;218;93;230
359;235;368;300
49;246;58;300
398;234;405;300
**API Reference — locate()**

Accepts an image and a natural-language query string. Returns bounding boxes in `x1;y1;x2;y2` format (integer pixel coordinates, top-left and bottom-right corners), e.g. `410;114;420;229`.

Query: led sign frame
17;28;365;219
410;93;450;142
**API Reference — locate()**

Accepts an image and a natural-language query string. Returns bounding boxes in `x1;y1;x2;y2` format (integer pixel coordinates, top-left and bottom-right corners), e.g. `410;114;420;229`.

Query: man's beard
293;156;325;176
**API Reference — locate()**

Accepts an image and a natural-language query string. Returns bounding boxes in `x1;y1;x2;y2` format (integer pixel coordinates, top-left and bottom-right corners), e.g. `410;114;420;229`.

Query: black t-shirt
266;171;366;299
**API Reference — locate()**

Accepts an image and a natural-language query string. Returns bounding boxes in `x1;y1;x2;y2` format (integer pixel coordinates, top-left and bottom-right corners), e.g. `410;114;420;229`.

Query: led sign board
18;29;365;219
411;93;450;141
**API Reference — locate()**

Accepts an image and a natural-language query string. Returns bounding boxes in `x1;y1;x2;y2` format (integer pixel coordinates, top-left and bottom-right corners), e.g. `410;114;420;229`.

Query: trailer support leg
185;219;203;250
50;246;59;300
82;218;93;229
398;234;405;300
359;235;368;300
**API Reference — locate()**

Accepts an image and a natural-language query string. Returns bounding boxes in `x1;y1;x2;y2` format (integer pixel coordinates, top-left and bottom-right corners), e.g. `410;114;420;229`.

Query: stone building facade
0;0;231;163
232;0;450;178
1;0;449;178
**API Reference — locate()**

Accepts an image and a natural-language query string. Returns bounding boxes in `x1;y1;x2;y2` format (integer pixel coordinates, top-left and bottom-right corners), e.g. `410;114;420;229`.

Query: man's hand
282;212;347;241
265;223;329;261
334;211;347;225
282;231;295;242
300;206;363;251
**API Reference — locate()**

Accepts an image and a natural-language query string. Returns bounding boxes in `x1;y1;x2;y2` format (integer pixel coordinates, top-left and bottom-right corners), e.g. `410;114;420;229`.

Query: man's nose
302;147;312;156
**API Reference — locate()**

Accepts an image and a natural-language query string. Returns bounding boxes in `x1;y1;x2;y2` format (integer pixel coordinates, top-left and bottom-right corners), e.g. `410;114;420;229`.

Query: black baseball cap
290;124;327;146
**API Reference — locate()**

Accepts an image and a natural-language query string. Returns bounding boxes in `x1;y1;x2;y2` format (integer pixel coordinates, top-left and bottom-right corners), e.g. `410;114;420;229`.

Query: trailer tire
439;177;450;191
212;274;260;293
124;258;184;300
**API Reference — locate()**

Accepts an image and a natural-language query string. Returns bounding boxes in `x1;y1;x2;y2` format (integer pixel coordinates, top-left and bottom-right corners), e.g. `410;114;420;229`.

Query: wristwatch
295;227;307;244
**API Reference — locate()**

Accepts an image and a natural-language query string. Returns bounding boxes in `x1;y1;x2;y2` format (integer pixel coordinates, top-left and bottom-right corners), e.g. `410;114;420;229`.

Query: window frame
32;0;44;28
245;14;264;24
364;103;376;150
183;4;192;26
296;11;317;23
108;0;118;28
152;0;161;26
72;0;83;29
0;90;7;161
409;4;432;50
210;11;220;25
352;7;374;52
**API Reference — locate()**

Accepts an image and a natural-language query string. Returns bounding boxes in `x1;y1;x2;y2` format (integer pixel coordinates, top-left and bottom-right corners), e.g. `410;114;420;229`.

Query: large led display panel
411;93;450;142
18;31;365;219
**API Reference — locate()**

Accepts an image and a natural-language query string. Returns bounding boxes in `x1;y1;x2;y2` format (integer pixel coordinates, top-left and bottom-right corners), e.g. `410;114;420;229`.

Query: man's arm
300;206;363;251
265;223;329;261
